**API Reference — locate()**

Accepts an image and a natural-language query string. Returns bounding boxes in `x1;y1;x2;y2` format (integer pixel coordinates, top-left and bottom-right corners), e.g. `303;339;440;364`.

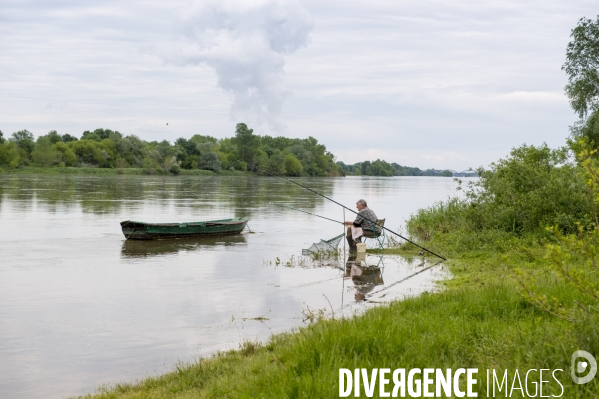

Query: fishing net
302;233;344;256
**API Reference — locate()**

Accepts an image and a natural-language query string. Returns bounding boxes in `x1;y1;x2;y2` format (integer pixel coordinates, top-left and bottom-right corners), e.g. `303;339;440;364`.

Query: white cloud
157;0;314;133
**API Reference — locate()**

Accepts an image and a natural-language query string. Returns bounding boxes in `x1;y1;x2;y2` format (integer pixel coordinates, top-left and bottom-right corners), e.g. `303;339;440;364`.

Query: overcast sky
1;0;597;170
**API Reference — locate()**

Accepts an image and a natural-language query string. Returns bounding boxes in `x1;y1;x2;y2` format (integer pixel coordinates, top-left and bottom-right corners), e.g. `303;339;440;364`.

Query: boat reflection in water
345;252;384;301
121;234;248;258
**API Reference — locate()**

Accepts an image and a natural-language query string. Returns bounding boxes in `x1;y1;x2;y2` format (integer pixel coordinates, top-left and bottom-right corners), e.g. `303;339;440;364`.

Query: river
0;174;466;398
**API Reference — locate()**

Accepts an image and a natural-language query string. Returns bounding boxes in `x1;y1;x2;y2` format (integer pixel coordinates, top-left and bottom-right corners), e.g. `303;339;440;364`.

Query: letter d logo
571;350;597;384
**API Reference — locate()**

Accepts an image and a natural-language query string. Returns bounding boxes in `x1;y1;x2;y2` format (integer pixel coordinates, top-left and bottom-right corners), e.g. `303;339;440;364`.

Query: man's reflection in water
345;252;384;301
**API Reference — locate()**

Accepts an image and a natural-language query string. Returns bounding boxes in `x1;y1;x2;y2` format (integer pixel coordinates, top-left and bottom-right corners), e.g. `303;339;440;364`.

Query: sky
0;0;597;171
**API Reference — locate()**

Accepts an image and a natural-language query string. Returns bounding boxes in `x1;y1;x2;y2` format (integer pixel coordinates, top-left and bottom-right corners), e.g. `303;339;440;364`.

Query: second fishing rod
261;169;447;261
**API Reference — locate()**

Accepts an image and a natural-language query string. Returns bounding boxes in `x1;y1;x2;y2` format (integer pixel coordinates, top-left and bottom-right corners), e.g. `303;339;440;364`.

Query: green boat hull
120;217;249;240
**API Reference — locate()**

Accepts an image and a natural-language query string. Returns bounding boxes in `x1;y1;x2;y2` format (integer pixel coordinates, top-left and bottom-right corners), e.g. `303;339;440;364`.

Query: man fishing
343;199;381;251
271;174;446;260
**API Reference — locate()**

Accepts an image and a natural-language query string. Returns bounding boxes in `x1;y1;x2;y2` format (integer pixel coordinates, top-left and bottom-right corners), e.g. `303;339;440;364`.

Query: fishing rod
261;169;447;261
366;259;445;299
268;203;343;225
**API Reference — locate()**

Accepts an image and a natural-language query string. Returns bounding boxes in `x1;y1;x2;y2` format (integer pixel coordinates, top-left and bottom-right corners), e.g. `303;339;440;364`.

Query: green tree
563;16;599;117
119;135;145;167
11;130;35;155
81;128;120;142
266;149;286;175
570;109;599;152
54;142;78;166
285;154;303;176
0;141;21;168
361;160;371;175
367;159;394;176
472;144;591;233
288;144;312;171
299;136;332;176
46;130;62;144
175;137;201;169
32;136;57;166
69;140;111;167
232;123;260;171
190;134;218;147
80;131;101;141
0;130;5;144
214;137;235;168
197;142;216;154
199;152;221;172
146;140;180;174
61;133;78;143
0;125;346;175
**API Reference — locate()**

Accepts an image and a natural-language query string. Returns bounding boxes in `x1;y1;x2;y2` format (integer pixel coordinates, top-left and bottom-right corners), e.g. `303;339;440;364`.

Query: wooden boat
120;217;249;240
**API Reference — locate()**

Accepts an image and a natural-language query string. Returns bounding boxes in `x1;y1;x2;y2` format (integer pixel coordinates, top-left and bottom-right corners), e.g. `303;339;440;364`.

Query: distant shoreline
0;166;464;177
0;166;245;176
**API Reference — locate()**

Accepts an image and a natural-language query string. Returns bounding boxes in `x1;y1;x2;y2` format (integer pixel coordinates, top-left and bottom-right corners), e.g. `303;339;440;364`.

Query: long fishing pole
268;203;342;225
262;170;447;261
366;259;445;299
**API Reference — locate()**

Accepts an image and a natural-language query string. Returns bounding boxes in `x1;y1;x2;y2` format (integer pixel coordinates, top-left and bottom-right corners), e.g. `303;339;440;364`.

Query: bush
285;154;303;176
407;144;593;249
53;142;78;166
169;163;181;175
0;141;22;168
32;137;57;166
199;151;221;172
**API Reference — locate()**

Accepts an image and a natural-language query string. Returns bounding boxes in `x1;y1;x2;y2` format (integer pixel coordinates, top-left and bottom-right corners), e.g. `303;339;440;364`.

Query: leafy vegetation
565;16;599;155
515;144;599;340
399;15;599;368
406;143;592;251
0;123;342;176
1;123;465;177
563;15;599;118
337;159;454;176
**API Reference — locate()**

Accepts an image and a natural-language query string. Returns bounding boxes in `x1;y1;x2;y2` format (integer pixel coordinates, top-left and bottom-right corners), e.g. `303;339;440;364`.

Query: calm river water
0;174;465;398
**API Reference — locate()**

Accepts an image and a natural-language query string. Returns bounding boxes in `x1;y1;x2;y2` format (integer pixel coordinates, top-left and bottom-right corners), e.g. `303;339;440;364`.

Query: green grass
75;233;599;398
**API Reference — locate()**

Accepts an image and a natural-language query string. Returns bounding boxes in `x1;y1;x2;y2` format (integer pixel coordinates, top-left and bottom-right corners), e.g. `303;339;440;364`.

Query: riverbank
0;166;249;176
0;166;459;178
77;236;597;398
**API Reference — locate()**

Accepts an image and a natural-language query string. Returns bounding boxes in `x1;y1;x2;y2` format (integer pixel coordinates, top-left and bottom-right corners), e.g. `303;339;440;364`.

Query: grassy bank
76;239;597;398
0;166;248;176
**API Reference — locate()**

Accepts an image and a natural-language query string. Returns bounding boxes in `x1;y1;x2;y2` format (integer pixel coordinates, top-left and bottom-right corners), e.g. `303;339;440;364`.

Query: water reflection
276;250;389;303
0;174;333;216
345;252;385;301
121;234;248;258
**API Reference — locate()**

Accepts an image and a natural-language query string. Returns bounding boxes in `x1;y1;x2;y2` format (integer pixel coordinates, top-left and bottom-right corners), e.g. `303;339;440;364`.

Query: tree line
0;123;342;176
0;122;457;177
337;160;453;177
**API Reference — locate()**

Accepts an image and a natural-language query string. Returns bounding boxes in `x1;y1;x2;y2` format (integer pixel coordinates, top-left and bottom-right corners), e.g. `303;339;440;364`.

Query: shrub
407;144;593;249
32;137;57;166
